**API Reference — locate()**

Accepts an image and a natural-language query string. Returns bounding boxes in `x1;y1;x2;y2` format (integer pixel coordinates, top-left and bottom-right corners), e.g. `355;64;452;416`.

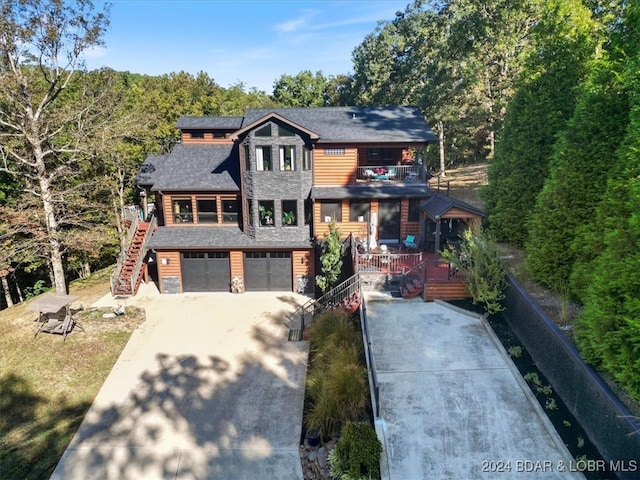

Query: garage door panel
244;252;269;291
243;251;292;291
268;252;292;290
181;252;230;292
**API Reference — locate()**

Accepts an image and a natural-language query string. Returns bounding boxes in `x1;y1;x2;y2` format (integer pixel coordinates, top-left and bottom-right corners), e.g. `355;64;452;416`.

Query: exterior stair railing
110;208;140;293
286;272;361;341
399;258;429;298
127;212;157;294
110;209;157;296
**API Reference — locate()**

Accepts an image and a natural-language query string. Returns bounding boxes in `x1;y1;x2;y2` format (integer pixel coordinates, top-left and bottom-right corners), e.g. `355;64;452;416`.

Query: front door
377;199;401;242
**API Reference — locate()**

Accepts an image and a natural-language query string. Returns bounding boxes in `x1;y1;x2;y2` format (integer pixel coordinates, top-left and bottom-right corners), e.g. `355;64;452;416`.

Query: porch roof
137;144;240;191
311;184;429;200
420;192;485;220
147;226;313;250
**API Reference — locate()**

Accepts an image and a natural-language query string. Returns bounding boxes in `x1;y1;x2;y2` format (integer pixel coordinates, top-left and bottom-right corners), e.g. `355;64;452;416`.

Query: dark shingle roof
147;226;313;250
141;144;240;192
242;106;437;143
135;154;164;187
176;116;244;129
311;184;429;199
420;193;485;220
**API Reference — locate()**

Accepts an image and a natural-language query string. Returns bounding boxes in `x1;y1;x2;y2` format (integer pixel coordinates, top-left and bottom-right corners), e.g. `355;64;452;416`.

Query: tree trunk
438;120;446;177
35;146;67;294
16;280;24;303
1;275;13;308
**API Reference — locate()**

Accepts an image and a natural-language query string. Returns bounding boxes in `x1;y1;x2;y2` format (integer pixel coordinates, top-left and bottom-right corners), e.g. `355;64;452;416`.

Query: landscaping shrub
328;421;382;480
442;228;507;315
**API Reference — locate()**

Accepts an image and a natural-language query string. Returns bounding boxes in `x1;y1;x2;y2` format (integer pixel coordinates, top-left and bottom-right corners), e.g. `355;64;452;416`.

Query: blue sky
85;0;409;93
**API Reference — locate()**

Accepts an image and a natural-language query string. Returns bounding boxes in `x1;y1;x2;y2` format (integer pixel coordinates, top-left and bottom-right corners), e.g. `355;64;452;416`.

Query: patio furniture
403;235;418;251
28;293;83;341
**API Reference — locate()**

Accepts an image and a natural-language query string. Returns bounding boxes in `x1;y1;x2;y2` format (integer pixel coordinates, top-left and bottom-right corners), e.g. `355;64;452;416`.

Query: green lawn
0;269;144;479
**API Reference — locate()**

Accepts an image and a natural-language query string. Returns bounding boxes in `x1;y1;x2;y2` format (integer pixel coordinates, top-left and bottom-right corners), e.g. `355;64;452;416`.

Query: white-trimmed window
256;146;272;171
280;146;296;171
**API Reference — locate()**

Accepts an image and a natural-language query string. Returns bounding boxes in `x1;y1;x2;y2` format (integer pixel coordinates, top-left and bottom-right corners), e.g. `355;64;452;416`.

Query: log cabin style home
114;106;482;297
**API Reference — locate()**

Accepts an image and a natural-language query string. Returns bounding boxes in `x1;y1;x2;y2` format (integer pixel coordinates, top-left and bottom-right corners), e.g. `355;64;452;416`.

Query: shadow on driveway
51;290;310;480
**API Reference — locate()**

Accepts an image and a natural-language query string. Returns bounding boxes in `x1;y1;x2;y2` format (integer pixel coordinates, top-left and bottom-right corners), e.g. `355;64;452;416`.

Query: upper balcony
314;145;429;186
355;164;427;184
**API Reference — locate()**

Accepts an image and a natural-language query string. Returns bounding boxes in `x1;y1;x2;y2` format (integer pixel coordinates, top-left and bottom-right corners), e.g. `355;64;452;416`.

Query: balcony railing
356;165;426;184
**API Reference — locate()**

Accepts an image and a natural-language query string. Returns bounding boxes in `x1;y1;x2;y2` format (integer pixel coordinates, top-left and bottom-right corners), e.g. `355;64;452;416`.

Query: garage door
181;252;230;292
243;251;292;291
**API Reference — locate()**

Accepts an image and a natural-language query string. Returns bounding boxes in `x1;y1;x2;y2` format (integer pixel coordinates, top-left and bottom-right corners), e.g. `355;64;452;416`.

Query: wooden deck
355;248;470;300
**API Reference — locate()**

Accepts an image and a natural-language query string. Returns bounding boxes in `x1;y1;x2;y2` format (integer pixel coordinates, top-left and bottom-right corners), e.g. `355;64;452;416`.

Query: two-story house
122;106;439;295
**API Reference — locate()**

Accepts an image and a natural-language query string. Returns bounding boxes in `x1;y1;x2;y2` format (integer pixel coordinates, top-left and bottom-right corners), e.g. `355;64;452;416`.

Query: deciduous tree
0;0;110;294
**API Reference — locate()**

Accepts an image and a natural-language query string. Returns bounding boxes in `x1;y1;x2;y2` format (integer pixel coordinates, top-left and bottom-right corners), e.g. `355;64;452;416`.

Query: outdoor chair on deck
402;235;418;251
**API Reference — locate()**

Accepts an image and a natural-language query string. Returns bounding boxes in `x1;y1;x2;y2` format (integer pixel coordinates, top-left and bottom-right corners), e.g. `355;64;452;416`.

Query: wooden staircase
111;212;157;297
399;257;470;301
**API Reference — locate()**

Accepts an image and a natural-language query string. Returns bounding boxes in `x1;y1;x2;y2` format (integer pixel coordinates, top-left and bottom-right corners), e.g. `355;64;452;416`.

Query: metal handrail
286;272;361;331
359;294;380;418
356;164;426;183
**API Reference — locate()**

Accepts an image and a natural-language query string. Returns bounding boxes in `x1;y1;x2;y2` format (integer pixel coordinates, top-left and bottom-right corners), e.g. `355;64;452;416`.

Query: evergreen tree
525;32;629;290
484;0;598;245
573;2;640;400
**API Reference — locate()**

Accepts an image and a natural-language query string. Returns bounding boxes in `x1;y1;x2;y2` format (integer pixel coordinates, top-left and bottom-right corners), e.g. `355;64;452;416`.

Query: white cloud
273;8;320;34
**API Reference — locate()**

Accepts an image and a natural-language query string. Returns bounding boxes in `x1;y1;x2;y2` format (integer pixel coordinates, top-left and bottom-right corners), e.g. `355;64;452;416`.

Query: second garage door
244;251;292;291
181;252;230;292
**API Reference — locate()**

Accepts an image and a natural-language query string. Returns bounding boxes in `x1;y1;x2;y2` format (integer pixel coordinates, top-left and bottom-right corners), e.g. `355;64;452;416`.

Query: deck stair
400;273;424;299
111;211;157;297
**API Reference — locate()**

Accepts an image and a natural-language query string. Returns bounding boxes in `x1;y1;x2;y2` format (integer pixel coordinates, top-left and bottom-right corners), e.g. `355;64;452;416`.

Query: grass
0;267;145;480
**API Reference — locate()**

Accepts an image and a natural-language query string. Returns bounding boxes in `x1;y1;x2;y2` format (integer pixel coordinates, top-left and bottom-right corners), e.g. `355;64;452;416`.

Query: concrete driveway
51;284;310;480
364;297;582;480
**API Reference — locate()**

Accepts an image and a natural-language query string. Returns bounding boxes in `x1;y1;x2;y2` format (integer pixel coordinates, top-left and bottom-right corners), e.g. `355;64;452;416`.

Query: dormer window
191;131;204;139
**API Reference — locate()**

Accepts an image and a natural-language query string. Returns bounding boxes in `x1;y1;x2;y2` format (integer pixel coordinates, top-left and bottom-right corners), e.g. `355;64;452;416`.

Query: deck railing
356;250;424;275
356;165;426;184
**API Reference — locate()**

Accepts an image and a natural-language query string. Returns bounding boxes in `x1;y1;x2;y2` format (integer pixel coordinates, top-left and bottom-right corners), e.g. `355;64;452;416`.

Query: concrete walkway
364;296;583;479
51;284;310;480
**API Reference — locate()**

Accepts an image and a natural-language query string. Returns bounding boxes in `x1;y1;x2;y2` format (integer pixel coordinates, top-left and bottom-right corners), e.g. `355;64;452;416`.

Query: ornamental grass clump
304;310;368;438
